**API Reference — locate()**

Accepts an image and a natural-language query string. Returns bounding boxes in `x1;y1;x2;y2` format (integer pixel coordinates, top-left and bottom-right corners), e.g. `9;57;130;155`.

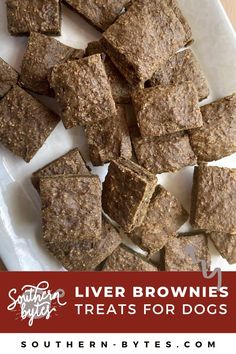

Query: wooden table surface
0;0;235;272
222;0;236;29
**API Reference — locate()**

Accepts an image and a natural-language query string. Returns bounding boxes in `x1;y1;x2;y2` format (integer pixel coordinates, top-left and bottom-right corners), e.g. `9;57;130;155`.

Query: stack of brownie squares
0;0;236;271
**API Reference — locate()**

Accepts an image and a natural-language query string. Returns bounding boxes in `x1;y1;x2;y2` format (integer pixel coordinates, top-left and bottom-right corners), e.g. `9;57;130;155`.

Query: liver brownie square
86;41;131;103
0;85;59;162
190;165;236;234
45;217;121;271
148;49;209;101
40;175;102;243
6;0;61;36
85;105;132;166
131;127;197;174
50;54;117;129
102;246;158;271
130;185;188;256
189;94;236;162
20;32;84;96
102;158;157;232
101;0;192;85
32;148;90;190
209;232;236;265
132;82;202;138
0;57;18;98
64;0;131;31
165;232;211;271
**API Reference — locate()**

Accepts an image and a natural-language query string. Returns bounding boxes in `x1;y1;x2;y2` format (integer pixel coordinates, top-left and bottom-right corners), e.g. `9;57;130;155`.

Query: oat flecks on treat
102;158;158;233
50;54;117;129
6;0;61;36
0;85;59;162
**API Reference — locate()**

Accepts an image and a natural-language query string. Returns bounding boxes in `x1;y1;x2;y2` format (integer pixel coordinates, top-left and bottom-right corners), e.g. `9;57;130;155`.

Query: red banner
0;272;235;333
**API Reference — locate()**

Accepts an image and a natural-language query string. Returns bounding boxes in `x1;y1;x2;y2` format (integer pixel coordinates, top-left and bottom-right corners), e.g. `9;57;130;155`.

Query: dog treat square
50;54;117;129
40;175;102;243
130;185;188;256
85;105;132;166
131;127;197;174
101;0;192;85
20;32;84;96
102;158;157;233
86;41;131;103
45;217;121;271
0;85;59;162
32;148;90;190
102;246;158;271
148;49;209;101
64;0;131;31
132;82;202;138
189;94;236;162
0;57;18;98
165;232;211;271
190;165;236;234
6;0;61;36
209;232;236;265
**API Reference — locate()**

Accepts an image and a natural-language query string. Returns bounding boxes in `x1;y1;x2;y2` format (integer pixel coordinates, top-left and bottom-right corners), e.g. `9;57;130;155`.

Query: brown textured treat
102;158;157;233
20;32;84;96
85;105;132;166
0;85;59;162
209;232;236;265
64;0;131;31
45;217;121;271
86;41;131;103
190;165;236;234
40;175;102;243
130;185;188;256
131;127;197;174
32;148;90;190
148;49;209;101
6;0;61;36
102;246;158;271
132;82;202;138
165;232;211;271
50;54;117;129
101;0;192;85
0;57;18;98
189;94;236;162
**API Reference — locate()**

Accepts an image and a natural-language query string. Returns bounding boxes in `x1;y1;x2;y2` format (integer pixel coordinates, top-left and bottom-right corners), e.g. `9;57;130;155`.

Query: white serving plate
0;0;236;271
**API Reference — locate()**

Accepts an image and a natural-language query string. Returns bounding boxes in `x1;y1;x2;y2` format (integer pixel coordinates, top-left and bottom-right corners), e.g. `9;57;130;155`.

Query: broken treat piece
209;232;236;265
20;32;84;96
130;185;188;256
101;0;192;85
132;82;202;138
148;48;209;101
6;0;61;36
102;246;158;271
189;94;236;162
40;175;102;243
86;41;131;103
45;217;121;271
131;127;197;174
190;165;236;234
32;148;90;190
50;54;117;129
0;57;18;98
102;158;157;233
165;232;211;271
85;105;132;166
64;0;131;31
0;85;59;162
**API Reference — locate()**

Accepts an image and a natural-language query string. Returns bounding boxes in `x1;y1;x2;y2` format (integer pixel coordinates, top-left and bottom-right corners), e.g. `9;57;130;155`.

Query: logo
7;281;67;326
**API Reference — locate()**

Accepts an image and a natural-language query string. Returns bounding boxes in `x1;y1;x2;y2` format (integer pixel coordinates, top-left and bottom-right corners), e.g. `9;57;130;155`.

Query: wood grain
221;0;236;29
